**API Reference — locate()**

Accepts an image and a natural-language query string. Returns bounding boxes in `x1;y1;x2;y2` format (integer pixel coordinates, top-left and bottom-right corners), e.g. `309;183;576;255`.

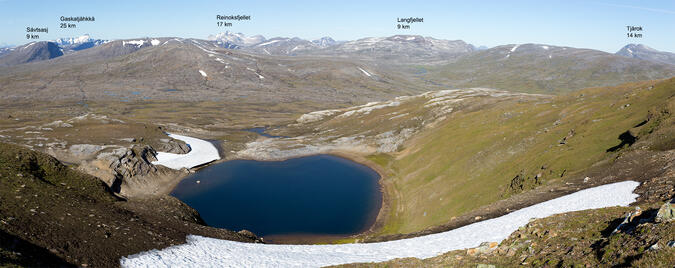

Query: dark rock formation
109;145;159;193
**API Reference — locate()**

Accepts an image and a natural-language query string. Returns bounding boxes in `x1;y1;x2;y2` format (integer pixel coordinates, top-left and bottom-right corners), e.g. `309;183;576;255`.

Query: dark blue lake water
170;155;382;239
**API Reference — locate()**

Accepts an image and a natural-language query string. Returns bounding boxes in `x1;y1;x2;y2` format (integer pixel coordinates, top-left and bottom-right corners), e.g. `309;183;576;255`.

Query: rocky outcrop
78;142;188;198
558;129;575;145
156;138;190;154
655;199;674;223
237;230;263;243
504;168;545;196
108;145;159;193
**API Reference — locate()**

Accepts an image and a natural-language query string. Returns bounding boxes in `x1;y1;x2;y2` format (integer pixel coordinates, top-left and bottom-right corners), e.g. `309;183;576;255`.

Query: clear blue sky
1;0;673;52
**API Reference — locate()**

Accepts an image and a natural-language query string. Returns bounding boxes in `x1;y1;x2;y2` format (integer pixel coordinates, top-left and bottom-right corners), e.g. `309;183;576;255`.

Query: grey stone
649;243;660;251
655;199;674;223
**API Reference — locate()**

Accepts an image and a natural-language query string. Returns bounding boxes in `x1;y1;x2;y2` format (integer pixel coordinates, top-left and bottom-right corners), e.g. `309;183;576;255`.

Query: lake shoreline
167;151;386;244
152;132;391;244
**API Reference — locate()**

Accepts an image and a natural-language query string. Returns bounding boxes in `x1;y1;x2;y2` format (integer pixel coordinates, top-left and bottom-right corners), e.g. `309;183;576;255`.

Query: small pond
243;126;289;138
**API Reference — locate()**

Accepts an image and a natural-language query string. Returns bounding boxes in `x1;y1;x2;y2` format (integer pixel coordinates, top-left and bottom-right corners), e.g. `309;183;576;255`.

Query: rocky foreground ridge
0;142;259;267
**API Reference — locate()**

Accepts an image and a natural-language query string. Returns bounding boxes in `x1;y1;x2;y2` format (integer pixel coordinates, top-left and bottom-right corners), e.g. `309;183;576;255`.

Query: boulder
156;138;190;154
655;199;674;223
237;230;264;243
237;230;257;239
467;242;498;256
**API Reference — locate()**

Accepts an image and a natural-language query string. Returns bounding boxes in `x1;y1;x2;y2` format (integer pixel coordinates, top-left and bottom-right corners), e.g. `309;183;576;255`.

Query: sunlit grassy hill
368;78;674;235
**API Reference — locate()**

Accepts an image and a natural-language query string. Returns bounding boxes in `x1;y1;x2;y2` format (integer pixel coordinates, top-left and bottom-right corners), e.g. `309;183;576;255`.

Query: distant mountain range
0;33;673;97
616;44;675;65
2;32;674;68
0;37;424;104
208;31;344;55
207;31;473;62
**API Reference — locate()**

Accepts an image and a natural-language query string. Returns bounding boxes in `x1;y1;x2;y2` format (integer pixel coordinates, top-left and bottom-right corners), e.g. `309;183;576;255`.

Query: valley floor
1;78;673;267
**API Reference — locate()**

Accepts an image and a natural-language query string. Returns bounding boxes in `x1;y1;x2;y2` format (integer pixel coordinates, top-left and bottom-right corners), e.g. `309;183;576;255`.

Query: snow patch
191;40;220;54
256;39;281;47
541;45;549;50
358;67;372;77
150;39;160;46
505;44;520;58
22;42;35;50
122;40;145;47
198;70;207;77
162;38;183;46
121;181;639;267
151;133;220;169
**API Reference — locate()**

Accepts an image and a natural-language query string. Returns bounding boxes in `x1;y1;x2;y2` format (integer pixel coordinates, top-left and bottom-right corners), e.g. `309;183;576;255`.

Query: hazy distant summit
54;34;108;52
207;31;266;48
205;32;474;62
616;44;675;65
0;41;63;66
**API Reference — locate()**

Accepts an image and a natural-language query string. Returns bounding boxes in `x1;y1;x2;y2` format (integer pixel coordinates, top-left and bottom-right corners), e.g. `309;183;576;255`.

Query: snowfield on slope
151;133;220;169
120;181;639;267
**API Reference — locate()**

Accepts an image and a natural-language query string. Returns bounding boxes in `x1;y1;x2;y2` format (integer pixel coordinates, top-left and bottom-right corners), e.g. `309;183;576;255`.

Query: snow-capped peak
208;31;266;47
311;37;337;47
74;34;91;43
54;34;93;45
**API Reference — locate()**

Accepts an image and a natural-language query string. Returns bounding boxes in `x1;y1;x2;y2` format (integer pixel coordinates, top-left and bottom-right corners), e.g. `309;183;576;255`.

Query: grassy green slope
374;78;674;235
